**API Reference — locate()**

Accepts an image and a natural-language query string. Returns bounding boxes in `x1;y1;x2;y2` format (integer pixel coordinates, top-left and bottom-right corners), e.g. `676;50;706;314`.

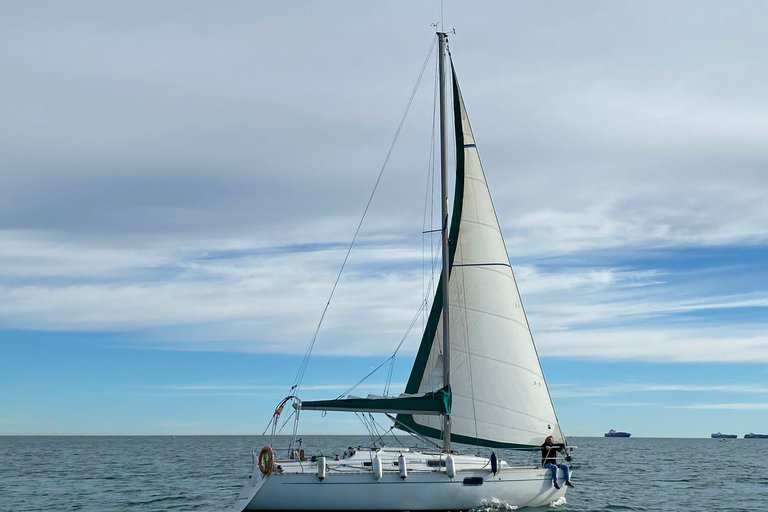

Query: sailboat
235;32;572;511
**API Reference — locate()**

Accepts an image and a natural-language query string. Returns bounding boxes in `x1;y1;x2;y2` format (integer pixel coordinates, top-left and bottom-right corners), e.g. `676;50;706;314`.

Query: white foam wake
470;497;519;511
549;496;567;507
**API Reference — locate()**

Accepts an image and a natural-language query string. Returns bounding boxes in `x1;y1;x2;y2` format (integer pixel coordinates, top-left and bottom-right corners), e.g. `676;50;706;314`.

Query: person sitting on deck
540;435;574;489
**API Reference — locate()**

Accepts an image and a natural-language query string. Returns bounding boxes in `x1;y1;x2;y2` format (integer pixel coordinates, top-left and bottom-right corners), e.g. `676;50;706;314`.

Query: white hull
235;449;569;511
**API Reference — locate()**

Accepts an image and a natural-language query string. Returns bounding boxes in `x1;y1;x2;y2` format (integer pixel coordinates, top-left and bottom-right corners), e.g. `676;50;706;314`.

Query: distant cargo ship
605;429;631;437
711;432;737;439
744;433;768;439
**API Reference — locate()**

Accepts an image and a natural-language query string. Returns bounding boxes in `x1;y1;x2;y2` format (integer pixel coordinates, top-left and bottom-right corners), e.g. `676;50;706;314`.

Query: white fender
445;454;456;479
372;452;383;481
398;453;407;480
317;456;327;481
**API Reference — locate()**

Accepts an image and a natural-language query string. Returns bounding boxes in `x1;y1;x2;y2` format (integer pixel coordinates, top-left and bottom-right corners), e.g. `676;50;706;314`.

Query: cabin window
462;477;484;486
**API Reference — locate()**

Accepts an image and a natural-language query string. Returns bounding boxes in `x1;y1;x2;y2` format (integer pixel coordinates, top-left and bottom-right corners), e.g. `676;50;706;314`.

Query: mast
437;31;451;453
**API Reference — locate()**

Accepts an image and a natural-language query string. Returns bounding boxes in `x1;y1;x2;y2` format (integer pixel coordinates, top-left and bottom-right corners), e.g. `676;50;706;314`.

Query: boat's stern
234;450;266;512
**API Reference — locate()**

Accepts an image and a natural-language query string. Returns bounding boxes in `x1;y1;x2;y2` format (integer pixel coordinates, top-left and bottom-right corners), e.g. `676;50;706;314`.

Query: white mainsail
397;63;563;448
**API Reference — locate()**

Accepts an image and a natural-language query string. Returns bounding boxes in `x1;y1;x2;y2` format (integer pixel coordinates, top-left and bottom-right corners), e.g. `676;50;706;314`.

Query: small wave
127;494;188;506
469;498;519;511
549;496;567;508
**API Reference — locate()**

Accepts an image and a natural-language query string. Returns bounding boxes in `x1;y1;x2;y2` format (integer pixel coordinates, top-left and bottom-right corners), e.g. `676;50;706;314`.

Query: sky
1;1;767;437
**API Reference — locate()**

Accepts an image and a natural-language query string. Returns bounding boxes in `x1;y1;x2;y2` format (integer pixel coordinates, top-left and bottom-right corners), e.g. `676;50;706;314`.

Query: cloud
550;382;768;399
635;384;768;394
1;2;767;366
594;402;659;407
1;228;767;363
669;403;768;411
0;237;427;354
536;327;768;363
160;382;406;393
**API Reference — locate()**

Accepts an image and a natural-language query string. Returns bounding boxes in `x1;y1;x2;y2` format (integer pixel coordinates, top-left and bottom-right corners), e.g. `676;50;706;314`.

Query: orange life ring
258;446;275;475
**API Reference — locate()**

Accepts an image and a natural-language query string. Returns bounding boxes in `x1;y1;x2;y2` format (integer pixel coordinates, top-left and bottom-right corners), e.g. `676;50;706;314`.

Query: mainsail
395;61;564;449
299;58;563;450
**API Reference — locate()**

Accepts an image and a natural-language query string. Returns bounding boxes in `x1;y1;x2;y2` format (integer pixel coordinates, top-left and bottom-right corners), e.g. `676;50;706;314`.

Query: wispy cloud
550;382;768;398
1;233;767;363
160;382;406;393
537;327;768;362
669;403;768;411
594;402;659;407
636;384;768;394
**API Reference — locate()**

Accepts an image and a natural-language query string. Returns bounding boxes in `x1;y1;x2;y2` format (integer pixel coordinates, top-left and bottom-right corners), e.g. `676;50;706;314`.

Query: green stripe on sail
396;60;472;445
301;387;451;415
402;62;466;397
394;414;539;450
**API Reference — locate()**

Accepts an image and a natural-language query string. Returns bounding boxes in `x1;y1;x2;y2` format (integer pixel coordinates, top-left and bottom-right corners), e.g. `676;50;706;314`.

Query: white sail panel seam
455;237;481;442
448;350;544;380
464;172;494;187
453;263;511;268
450;395;557;425
450;411;556;432
450;303;531;332
454;265;519;283
458;217;503;234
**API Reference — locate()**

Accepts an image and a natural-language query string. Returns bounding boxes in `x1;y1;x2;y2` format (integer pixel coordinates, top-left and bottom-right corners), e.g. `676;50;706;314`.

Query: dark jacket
540;442;566;465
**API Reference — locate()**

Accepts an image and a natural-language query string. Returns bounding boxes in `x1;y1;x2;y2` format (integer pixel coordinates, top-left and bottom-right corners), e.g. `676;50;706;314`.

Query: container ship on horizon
744;433;768;439
711;432;737;439
605;429;631;437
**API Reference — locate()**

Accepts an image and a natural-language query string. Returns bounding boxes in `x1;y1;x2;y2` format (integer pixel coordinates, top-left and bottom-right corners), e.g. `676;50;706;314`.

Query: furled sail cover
396;62;564;449
299;387;450;416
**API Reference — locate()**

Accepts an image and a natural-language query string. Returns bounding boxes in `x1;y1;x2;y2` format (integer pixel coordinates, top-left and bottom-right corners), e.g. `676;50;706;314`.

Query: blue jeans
543;463;570;484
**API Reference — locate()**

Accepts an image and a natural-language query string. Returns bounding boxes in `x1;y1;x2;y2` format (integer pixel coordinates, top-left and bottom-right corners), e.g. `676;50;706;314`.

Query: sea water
1;435;766;511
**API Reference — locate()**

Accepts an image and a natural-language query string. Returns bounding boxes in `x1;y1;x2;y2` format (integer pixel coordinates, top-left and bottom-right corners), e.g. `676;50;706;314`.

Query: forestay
396;61;564;449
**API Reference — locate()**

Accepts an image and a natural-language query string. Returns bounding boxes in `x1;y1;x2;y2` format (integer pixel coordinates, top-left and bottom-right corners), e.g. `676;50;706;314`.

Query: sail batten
395;59;564;449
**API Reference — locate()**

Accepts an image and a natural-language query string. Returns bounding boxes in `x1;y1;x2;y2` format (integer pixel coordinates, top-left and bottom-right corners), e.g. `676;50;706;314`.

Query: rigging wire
309;35;441;402
332;48;439;400
276;408;296;435
385;351;397;396
336;298;427;400
383;298;426;394
422;48;440;336
291;36;438;396
368;413;382;440
260;418;272;436
386;413;442;449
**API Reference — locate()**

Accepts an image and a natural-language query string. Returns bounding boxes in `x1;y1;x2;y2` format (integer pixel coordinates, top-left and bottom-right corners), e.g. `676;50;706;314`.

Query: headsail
396;61;564;449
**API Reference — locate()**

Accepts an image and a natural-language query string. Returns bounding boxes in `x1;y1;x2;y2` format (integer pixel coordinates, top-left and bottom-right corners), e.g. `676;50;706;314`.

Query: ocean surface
2;435;767;512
